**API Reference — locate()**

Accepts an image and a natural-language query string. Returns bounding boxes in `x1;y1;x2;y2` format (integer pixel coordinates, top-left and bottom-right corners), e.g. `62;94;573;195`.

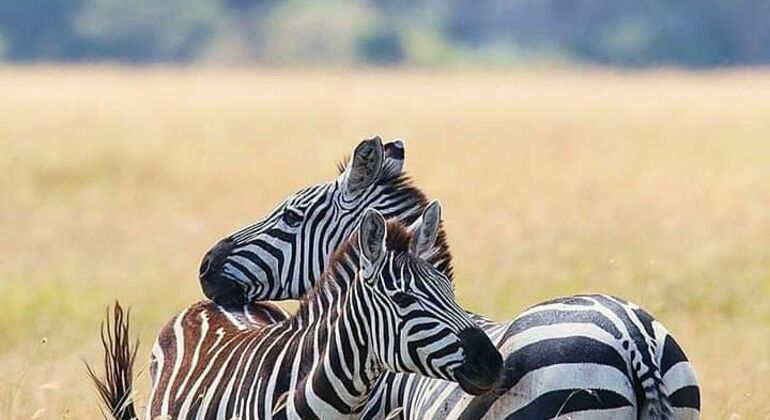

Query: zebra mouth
454;367;497;395
201;272;252;306
454;327;503;395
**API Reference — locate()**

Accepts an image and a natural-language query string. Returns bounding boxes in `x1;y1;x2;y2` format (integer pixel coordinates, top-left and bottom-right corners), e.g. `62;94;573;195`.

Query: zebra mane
290;219;453;327
338;151;454;280
336;156;351;174
283;155;455;327
373;172;454;281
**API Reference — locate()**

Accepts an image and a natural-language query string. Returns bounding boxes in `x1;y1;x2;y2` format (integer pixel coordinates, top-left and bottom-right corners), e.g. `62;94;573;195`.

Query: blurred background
1;1;770;419
2;0;770;67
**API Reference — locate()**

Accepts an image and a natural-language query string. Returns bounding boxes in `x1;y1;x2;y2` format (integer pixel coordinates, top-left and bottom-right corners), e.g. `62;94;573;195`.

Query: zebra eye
282;208;303;227
392;291;417;306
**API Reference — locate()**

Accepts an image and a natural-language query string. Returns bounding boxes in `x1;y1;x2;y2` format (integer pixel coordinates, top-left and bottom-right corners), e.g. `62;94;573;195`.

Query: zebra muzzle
199;238;252;306
454;327;503;395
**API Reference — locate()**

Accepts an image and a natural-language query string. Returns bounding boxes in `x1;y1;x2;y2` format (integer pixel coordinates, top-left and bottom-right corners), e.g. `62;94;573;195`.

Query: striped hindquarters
146;301;289;419
361;294;699;420
479;294;699;419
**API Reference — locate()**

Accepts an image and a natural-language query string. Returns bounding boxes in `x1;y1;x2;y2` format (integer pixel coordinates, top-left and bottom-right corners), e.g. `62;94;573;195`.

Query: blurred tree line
1;0;769;67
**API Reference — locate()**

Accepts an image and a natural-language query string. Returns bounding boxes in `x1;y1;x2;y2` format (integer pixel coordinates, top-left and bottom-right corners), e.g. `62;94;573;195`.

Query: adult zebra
89;206;503;419
198;137;700;419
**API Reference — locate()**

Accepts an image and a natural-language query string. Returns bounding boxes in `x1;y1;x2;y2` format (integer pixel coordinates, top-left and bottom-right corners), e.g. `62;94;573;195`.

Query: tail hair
634;349;673;420
85;301;139;420
640;375;673;420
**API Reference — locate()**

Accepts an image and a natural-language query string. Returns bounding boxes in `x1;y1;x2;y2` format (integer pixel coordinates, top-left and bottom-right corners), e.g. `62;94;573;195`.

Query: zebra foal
89;205;503;419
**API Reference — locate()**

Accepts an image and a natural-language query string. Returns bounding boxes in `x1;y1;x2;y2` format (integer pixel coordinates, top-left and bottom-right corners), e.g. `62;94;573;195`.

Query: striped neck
291;279;380;417
274;240;382;418
300;176;426;295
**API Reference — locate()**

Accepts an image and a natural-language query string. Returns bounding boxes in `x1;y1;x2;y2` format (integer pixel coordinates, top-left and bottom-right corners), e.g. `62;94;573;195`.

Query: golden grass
1;66;769;419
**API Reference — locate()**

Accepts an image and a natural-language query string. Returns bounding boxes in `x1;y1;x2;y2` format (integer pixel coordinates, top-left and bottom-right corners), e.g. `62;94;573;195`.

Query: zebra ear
344;136;384;194
410;200;441;258
358;208;387;278
382;139;405;178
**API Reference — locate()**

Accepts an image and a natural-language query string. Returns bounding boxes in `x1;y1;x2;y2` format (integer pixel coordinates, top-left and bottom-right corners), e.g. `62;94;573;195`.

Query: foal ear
382;139;405;178
410;200;442;258
343;136;384;194
358;208;387;277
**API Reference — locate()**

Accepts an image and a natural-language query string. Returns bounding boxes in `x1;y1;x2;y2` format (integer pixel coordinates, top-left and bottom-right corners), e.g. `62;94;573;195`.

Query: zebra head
199;136;438;305
354;204;502;395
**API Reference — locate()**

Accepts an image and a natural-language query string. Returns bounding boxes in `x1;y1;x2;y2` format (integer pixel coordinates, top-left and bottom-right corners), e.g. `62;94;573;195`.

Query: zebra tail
85;301;140;420
636;352;673;420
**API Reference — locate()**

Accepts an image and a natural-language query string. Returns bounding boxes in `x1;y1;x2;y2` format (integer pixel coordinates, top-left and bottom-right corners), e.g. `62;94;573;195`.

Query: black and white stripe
198;137;701;419
199;138;437;303
141;207;501;419
361;294;699;419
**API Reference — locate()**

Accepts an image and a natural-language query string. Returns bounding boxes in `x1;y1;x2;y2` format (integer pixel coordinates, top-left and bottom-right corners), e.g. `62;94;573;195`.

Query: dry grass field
0;66;769;419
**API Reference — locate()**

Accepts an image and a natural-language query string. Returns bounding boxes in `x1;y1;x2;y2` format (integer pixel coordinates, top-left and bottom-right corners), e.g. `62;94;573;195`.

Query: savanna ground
0;67;769;419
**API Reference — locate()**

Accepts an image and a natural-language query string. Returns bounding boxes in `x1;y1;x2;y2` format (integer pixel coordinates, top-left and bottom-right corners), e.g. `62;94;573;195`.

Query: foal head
349;205;502;395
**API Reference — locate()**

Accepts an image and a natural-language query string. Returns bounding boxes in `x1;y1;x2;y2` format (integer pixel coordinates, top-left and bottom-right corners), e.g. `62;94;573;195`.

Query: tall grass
1;67;768;418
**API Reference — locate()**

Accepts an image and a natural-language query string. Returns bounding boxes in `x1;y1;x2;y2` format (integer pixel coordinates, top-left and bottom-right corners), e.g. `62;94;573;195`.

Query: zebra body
146;301;290;418
141;207;501;420
197;137;700;419
361;295;699;419
147;295;699;420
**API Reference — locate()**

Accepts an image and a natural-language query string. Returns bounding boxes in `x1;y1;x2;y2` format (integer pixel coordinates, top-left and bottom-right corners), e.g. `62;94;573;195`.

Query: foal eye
392;292;417;306
282;208;303;227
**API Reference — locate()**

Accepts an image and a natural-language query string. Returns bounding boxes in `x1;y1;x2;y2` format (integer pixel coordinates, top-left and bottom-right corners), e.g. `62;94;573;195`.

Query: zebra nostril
199;237;246;304
199;253;212;277
199;238;236;280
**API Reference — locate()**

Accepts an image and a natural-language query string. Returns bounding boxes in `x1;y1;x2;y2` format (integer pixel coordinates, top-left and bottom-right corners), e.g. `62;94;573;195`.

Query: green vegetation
1;0;770;66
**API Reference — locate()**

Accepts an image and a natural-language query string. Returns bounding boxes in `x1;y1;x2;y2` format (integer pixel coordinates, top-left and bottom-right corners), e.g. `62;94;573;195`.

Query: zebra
197;137;700;419
89;206;504;419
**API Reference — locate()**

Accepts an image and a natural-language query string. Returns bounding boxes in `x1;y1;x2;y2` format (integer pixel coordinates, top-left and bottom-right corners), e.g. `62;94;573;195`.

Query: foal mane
290;217;453;328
